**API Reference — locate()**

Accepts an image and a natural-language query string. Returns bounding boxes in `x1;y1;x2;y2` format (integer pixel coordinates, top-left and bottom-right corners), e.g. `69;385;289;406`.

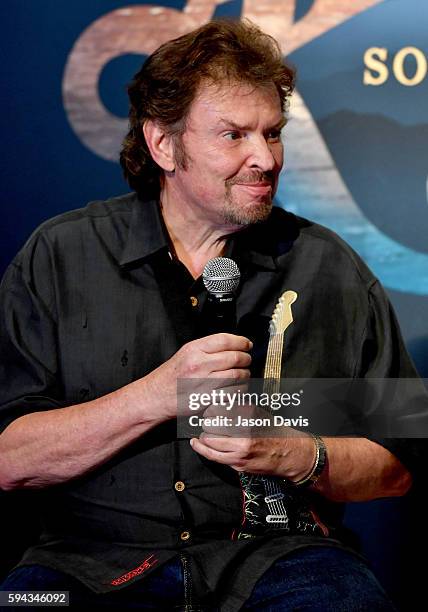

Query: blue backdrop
1;1;427;608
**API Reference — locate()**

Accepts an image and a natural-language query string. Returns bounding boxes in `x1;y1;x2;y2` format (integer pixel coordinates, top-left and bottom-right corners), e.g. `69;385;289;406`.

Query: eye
266;129;282;142
224;131;242;141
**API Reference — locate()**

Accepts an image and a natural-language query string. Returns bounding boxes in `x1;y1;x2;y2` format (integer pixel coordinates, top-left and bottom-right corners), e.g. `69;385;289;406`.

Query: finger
202;392;248;418
200;413;233;436
209;368;251;380
199;334;253;354
190;437;239;465
199;350;252;375
199;432;243;451
215;350;252;371
200;419;233;436
202;426;231;436
182;378;249;405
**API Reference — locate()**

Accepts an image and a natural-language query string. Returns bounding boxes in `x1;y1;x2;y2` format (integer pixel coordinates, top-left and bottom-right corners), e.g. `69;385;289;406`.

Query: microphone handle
205;293;237;334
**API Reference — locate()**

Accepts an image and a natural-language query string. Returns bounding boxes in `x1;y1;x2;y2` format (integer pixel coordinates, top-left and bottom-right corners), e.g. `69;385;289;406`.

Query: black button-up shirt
0;193;425;611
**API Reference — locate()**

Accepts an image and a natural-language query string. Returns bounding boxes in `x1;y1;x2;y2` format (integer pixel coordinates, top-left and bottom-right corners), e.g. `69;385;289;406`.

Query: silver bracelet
290;434;327;487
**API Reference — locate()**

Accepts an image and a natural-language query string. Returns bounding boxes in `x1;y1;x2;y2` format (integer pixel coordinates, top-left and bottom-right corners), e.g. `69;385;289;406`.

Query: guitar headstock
269;290;298;336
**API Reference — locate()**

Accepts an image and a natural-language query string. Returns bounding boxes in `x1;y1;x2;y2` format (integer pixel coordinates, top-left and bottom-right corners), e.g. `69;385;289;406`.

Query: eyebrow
216;117;288;131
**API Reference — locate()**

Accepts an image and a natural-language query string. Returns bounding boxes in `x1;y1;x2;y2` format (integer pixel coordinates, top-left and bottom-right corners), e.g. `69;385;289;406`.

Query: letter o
393;47;427;86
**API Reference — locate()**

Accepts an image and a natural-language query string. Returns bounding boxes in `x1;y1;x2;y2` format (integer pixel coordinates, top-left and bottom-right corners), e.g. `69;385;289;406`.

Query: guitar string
241;293;295;531
263;332;287;524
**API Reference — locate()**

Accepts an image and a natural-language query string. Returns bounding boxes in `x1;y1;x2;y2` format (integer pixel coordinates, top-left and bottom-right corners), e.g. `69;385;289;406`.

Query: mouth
235;183;272;195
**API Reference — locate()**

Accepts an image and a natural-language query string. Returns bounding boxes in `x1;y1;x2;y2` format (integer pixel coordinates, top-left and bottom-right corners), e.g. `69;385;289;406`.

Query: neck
159;191;238;279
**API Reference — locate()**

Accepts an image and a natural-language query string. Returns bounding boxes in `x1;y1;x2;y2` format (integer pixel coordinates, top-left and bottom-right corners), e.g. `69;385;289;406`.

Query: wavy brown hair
120;19;295;199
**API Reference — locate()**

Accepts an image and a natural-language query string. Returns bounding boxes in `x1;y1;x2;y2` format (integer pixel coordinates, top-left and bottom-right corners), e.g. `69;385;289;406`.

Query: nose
247;135;280;173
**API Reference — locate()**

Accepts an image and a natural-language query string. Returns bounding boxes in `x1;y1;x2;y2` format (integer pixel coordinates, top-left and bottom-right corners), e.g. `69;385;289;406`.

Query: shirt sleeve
359;280;428;484
0;233;65;435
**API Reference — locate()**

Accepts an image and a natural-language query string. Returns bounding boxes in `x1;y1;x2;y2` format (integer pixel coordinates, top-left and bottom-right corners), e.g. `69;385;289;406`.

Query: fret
263;291;297;399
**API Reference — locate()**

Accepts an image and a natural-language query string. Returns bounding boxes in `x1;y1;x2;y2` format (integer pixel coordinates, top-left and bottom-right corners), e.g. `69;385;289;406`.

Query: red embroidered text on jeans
110;554;158;586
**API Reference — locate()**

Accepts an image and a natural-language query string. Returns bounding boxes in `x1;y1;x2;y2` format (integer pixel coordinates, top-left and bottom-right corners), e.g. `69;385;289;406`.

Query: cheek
221;151;252;179
203;155;244;183
273;144;284;169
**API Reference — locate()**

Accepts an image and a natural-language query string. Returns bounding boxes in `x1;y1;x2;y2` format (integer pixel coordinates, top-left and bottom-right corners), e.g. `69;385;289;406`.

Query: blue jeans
0;547;396;611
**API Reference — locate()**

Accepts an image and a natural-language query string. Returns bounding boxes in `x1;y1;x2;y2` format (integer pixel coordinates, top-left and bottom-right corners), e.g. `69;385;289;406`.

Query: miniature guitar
236;289;321;538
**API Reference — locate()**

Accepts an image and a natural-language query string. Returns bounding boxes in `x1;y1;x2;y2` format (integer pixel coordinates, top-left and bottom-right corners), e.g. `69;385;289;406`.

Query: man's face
170;80;285;228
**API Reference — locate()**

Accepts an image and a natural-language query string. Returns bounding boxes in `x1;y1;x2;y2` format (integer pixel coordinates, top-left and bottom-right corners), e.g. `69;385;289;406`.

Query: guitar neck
263;333;284;395
262;290;298;400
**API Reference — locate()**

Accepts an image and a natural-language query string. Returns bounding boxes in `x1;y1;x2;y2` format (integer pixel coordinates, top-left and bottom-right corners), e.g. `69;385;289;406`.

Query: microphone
202;257;240;334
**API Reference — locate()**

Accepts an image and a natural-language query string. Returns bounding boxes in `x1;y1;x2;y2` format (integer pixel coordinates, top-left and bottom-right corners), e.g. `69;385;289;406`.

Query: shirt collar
229;206;300;270
119;197;169;267
118;196;297;270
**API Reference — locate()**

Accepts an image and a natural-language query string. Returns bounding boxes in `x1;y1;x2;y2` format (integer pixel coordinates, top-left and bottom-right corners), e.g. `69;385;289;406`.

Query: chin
222;199;272;226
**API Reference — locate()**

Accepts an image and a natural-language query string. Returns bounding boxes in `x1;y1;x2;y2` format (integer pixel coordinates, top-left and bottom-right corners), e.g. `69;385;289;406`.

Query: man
0;19;424;611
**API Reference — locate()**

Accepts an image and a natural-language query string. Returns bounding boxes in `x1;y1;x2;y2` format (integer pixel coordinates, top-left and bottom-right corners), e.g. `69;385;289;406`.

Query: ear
143;120;175;172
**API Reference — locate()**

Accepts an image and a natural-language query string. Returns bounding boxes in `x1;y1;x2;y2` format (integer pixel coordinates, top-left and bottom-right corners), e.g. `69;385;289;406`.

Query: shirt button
190;296;198;307
180;531;191;542
174;481;185;492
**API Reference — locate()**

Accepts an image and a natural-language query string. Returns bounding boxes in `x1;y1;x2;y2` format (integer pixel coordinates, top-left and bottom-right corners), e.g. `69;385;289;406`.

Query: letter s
292;393;301;406
363;47;388;86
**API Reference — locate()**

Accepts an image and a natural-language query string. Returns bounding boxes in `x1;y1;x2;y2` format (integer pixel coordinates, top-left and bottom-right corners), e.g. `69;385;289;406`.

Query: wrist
288;434;327;488
129;376;172;425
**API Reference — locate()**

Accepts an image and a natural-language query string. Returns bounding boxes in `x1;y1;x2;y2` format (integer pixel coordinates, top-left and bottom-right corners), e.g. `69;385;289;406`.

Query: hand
190;417;316;480
137;333;252;423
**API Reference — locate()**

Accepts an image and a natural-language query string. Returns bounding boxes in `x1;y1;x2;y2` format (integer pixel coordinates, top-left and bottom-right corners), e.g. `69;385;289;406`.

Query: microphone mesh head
202;257;240;295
